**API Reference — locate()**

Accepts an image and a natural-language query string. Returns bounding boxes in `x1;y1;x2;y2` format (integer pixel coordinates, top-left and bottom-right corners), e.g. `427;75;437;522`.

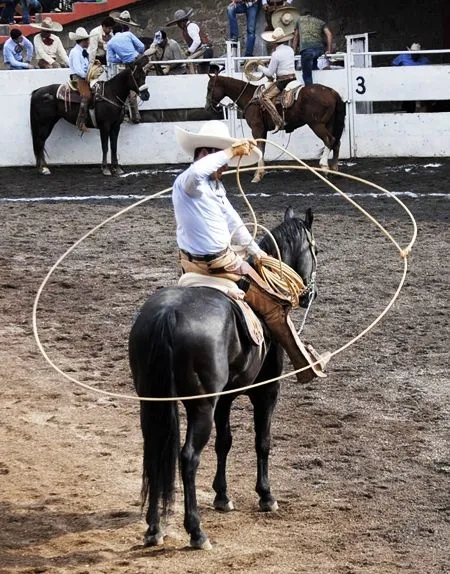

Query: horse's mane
259;218;308;257
217;74;257;93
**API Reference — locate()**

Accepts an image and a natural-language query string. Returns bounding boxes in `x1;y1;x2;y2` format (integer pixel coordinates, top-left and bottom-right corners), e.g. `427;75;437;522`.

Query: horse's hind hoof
214;498;234;512
259;499;279;512
39;167;51;175
102;167;112;176
143;533;164;547
190;535;212;550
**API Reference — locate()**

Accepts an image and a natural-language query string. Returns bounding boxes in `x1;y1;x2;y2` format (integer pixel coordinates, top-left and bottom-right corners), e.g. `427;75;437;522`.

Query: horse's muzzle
139;86;150;101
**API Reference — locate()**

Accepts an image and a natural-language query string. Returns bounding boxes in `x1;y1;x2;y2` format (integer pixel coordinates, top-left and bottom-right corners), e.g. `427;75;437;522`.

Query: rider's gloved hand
225;139;257;159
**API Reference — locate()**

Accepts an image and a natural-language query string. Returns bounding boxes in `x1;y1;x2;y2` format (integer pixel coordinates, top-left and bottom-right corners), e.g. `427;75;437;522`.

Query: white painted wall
1;55;450;167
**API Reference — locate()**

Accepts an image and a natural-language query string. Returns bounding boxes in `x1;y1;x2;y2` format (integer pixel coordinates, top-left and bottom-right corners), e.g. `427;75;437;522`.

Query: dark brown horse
205;72;346;182
30;57;150;176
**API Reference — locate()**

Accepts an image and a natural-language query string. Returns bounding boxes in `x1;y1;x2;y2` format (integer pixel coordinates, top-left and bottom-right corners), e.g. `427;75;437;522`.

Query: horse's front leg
110;123;124;176
99;126;111;176
181;401;215;550
212;396;235;512
248;382;280;512
251;140;266;184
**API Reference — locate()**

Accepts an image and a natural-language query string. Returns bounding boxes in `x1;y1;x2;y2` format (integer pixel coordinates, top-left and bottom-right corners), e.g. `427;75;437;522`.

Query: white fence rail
1;48;450;167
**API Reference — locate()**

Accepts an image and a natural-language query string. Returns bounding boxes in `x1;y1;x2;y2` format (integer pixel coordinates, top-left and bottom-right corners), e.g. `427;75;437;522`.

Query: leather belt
277;74;297;81
180;248;228;262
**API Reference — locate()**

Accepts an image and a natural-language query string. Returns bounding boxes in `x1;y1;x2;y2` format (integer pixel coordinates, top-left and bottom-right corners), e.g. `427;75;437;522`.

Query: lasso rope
32;146;417;402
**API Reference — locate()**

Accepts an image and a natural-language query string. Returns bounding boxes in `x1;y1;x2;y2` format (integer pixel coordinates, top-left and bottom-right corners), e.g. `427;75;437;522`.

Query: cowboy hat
30;16;63;32
408;42;421;51
175;121;262;167
109;10;140;27
271;7;300;36
166;8;194;27
261;26;294;44
69;27;93;41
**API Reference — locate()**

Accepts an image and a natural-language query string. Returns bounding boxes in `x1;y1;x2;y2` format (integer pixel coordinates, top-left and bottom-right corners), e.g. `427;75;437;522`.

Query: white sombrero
271;7;300;36
167;8;194;27
69;27;93;41
109;10;140;27
175;121;262;167
30;16;63;32
261;26;294;44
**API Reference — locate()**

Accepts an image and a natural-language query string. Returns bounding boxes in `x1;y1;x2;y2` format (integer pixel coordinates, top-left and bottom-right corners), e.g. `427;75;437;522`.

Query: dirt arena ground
1;158;449;574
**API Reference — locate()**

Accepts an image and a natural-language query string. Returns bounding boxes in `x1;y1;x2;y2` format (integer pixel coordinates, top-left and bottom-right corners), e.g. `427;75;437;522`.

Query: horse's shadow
0;500;139;569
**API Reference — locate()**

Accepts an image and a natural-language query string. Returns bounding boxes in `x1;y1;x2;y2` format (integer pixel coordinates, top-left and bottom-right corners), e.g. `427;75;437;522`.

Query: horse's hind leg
330;139;341;171
212;396;235;512
251;140;266;184
181;400;215;550
309;123;335;170
99;127;111;176
249;383;280;512
34;118;58;175
110;123;124;176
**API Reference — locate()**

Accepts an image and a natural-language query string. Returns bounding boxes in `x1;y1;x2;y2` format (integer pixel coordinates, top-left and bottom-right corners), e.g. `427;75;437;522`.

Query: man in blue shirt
3;29;34;70
106;23;145;123
68;27;92;132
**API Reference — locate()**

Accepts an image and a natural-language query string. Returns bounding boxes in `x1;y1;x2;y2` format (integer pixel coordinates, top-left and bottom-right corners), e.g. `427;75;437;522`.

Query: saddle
253;81;304;110
56;81;83;104
178;273;265;347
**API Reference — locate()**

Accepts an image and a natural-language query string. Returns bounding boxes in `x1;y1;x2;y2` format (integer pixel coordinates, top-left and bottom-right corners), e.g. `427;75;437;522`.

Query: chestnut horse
205;72;346;182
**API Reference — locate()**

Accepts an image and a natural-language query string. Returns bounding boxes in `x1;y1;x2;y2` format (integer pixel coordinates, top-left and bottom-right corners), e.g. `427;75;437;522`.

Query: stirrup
304;343;331;377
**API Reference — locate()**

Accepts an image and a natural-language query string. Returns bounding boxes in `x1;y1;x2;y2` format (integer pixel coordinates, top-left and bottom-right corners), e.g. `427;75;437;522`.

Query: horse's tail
30;89;42;158
332;93;346;151
129;307;180;516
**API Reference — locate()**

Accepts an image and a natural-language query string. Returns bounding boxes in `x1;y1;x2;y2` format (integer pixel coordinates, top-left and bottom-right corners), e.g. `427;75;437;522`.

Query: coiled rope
32;144;417;402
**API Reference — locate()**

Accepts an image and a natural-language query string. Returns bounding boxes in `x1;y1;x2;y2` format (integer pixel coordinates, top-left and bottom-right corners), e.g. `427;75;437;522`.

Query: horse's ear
284;206;295;221
208;64;224;76
305;207;314;229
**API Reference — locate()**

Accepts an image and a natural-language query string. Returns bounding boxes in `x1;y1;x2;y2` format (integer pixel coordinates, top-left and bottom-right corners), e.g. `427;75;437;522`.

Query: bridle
207;74;251;114
96;63;148;108
297;224;317;334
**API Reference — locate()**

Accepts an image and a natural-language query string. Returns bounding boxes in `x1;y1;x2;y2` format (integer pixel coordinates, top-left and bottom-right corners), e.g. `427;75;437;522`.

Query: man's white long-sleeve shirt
172;150;261;256
259;43;295;79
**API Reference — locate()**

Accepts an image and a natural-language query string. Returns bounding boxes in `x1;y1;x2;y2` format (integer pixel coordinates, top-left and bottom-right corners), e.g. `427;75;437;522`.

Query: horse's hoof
214;499;234;512
259;499;279;512
102;167;112;176
190;535;212;550
143;533;164;547
39;167;51;175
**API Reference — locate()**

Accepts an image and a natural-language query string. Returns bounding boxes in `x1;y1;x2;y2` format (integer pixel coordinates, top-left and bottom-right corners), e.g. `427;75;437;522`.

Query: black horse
129;207;318;550
30;57;150;176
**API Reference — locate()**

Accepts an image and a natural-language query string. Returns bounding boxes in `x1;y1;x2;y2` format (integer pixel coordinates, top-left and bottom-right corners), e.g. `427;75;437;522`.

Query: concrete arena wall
2;59;450;167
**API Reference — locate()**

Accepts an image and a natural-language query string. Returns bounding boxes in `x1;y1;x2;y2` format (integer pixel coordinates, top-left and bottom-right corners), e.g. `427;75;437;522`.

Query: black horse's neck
105;69;133;104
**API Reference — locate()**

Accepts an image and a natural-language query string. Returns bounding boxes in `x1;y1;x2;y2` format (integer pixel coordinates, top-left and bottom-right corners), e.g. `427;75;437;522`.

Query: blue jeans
227;2;259;57
300;46;324;85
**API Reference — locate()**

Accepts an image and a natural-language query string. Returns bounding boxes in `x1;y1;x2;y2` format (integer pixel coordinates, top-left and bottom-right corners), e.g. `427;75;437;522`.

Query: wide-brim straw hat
30;16;63;32
261;26;294;44
166;8;194;27
68;27;93;41
175;120;262;167
109;10;140;27
271;7;300;36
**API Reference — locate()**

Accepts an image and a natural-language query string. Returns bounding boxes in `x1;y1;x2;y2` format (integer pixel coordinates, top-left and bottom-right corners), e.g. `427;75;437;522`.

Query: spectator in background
166;8;213;74
19;0;42;25
227;0;259;57
3;28;34;69
88;16;115;65
0;0;19;24
298;8;333;85
144;29;186;75
261;0;293;31
392;43;430;113
31;17;69;68
392;42;430;66
107;23;145;123
109;10;140;31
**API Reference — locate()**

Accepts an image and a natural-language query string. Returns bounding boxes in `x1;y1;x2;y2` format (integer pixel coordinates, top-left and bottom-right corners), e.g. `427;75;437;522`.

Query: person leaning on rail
3;28;35;70
31;17;69;69
144;29;187;75
172;119;330;383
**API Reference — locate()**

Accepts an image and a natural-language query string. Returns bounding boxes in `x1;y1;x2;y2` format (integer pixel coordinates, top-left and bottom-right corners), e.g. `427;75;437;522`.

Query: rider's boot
243;275;329;384
76;97;89;133
261;84;285;134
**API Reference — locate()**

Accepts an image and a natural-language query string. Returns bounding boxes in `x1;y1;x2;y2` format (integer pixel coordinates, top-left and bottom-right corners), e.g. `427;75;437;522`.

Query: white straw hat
69;27;92;41
175;121;261;167
30;16;63;32
261;26;294;44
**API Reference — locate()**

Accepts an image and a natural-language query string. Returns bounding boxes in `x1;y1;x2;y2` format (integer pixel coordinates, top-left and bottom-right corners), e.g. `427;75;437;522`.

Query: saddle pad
56;83;82;104
282;83;303;109
178;272;264;346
